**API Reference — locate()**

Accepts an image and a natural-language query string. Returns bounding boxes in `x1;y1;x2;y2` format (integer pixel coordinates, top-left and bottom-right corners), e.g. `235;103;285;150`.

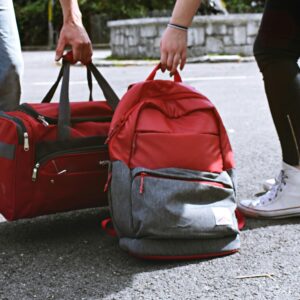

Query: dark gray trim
0;141;15;159
120;235;240;257
35;136;107;162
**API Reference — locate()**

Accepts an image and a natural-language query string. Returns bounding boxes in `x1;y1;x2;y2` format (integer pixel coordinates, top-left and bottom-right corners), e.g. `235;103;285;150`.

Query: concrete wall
108;14;262;58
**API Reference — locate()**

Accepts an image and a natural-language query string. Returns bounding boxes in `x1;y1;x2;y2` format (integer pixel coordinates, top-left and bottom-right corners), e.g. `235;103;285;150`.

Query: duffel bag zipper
19;103;112;126
32;145;107;182
0;111;30;151
137;172;229;195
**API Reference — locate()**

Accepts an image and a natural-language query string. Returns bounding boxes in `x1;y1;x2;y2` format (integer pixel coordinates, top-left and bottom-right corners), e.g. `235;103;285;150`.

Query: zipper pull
139;173;145;194
99;160;111;166
24;132;29;151
37;115;49;126
32;163;40;182
99;160;112;173
105;118;126;144
104;172;112;192
105;126;119;144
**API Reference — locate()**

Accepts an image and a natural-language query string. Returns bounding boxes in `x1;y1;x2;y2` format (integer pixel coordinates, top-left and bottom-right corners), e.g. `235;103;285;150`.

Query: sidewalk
92;49;255;67
3;52;299;300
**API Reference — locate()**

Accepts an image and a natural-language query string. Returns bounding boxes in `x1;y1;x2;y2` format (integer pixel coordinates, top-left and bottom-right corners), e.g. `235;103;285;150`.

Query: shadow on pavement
242;217;300;231
0;208;205;300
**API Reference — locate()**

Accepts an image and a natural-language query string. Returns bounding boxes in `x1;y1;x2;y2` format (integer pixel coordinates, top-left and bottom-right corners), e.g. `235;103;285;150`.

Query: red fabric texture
101;218;117;237
0;101;112;221
108;73;235;173
235;209;246;230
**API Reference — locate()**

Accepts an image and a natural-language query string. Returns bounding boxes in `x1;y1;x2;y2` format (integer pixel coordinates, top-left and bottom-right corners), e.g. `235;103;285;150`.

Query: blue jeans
0;0;23;111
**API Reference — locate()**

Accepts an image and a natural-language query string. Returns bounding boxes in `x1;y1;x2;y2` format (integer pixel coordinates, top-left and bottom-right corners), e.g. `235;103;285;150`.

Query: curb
93;55;255;67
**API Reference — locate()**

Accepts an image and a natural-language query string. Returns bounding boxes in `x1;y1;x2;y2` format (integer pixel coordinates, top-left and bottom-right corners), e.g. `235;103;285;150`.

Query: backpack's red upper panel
108;76;234;173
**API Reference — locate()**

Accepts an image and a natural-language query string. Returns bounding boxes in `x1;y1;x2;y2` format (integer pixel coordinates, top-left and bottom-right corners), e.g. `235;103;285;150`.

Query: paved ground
1;51;300;300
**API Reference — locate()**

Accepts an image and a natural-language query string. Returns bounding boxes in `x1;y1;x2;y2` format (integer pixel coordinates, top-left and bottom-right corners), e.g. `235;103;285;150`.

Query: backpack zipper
137;172;228;195
31;145;107;181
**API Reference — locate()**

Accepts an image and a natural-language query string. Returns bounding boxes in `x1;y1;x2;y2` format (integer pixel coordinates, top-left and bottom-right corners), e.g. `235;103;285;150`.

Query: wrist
63;8;82;25
168;23;188;32
170;17;191;29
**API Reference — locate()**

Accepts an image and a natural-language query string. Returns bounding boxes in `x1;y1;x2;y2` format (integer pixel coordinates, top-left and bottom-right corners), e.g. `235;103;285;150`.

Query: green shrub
225;0;265;13
14;0;48;46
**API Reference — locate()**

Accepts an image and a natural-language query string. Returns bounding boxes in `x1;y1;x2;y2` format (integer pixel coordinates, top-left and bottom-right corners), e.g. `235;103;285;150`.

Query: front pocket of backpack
131;170;238;239
130;132;223;173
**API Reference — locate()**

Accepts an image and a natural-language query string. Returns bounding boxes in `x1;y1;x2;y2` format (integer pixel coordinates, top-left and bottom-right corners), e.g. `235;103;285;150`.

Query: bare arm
56;0;92;64
160;0;201;74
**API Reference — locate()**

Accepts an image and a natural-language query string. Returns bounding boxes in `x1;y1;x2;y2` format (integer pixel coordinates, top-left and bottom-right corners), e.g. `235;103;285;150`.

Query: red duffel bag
0;54;119;221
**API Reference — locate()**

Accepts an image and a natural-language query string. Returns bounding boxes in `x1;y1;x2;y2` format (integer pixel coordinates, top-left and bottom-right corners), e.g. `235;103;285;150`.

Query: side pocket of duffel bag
29;145;109;216
130;167;239;239
0;112;30;220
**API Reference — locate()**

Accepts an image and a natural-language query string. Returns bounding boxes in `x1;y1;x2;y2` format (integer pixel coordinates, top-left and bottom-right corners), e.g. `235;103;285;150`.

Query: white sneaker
238;162;300;219
263;178;276;191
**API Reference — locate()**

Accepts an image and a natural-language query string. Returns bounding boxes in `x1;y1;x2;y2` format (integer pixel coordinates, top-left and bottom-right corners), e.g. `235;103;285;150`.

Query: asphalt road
1;51;300;300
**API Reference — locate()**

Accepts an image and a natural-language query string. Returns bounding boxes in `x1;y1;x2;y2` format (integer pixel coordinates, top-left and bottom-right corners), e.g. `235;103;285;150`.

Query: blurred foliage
14;0;265;46
226;0;265;13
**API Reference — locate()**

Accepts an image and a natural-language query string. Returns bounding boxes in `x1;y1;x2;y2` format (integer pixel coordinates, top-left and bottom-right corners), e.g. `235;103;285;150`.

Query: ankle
282;161;300;172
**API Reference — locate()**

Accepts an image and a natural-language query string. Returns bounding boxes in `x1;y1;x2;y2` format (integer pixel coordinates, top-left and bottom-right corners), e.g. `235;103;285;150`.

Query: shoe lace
259;170;288;205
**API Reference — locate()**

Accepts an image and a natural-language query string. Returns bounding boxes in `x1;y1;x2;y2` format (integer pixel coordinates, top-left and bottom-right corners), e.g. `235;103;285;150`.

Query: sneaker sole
237;204;300;219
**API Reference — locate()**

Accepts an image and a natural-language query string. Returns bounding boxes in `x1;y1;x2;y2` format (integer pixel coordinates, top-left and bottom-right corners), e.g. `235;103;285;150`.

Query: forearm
56;0;92;64
170;0;201;27
59;0;82;24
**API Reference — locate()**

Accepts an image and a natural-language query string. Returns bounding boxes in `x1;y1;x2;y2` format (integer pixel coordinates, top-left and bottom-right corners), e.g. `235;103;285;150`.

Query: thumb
55;37;65;61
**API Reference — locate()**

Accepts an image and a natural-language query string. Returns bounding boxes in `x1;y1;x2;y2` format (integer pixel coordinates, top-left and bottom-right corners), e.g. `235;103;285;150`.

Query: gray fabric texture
110;161;240;256
0;140;15;159
120;235;240;257
110;160;135;237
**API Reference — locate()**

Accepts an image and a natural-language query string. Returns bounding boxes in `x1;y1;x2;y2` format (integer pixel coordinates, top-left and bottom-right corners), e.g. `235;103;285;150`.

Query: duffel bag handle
42;51;120;140
41;51;120;110
146;63;182;82
42;51;94;102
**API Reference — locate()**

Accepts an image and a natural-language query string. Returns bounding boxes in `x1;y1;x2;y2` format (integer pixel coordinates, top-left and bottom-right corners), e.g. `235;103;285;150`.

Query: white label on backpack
212;207;233;226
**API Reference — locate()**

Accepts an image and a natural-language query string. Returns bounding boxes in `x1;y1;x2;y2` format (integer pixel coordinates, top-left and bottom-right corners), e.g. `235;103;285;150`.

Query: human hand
160;27;188;75
55;20;93;65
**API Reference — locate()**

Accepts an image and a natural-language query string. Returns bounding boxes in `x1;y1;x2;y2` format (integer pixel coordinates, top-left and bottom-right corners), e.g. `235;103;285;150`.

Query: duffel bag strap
41;51;120;111
87;63;120;111
57;60;71;140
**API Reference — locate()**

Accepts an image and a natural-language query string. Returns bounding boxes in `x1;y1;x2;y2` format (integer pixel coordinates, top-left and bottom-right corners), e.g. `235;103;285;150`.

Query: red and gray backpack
105;65;244;260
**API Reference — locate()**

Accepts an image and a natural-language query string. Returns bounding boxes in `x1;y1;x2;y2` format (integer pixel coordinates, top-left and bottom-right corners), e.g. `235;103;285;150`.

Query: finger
72;43;82;63
170;53;181;76
166;52;174;72
160;45;168;72
160;52;168;72
81;42;93;65
180;50;187;70
55;36;65;61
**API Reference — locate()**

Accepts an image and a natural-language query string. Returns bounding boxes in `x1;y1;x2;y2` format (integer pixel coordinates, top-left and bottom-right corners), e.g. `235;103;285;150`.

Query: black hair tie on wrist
168;23;188;31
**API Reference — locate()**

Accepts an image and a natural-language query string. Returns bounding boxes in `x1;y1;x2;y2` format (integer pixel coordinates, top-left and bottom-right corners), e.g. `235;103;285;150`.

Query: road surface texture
0;51;299;300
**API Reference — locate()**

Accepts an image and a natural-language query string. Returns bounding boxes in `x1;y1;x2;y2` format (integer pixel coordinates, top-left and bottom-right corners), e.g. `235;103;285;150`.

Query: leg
239;0;300;218
253;0;300;165
0;0;23;111
254;54;300;166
